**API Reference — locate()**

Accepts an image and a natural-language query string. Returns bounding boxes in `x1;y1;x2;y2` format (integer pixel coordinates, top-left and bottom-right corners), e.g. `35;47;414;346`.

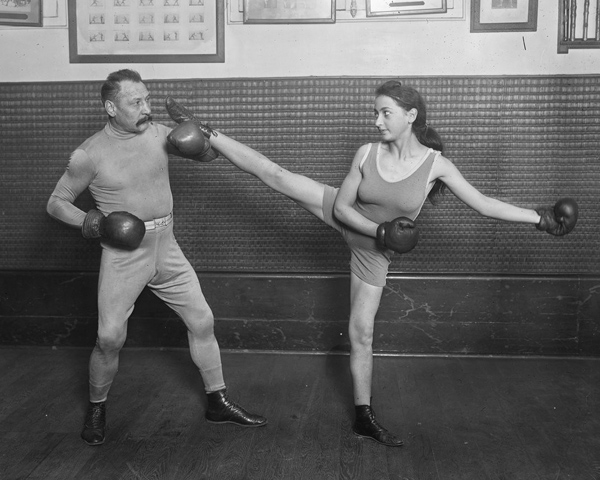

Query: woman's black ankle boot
352;404;404;447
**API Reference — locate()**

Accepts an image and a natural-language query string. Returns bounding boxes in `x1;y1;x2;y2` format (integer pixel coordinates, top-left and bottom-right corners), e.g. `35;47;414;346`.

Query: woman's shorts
321;185;391;288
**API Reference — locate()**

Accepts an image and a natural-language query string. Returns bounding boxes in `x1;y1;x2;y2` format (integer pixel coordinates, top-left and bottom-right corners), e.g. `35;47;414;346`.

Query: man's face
106;80;152;134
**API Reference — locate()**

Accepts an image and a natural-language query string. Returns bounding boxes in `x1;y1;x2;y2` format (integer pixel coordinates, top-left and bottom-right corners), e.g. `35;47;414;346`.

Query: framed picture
366;0;447;17
43;0;67;28
0;0;43;27
68;0;224;64
470;0;537;32
243;0;335;24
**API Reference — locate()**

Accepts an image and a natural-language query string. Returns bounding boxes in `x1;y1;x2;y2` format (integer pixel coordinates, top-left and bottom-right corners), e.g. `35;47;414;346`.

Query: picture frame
470;0;537;33
0;0;43;27
43;0;67;28
366;0;447;17
243;0;335;24
68;0;224;64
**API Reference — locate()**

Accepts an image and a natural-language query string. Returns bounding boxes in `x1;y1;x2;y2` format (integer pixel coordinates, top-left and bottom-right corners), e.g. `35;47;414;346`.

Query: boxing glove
165;96;219;162
82;210;145;250
536;198;578;236
376;217;419;254
167;121;212;161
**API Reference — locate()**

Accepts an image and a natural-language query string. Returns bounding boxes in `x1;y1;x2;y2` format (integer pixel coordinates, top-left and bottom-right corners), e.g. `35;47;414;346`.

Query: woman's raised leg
165;95;327;219
211;132;328;221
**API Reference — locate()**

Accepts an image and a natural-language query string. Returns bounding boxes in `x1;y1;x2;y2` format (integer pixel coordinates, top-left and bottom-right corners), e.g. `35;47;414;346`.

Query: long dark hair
375;80;447;203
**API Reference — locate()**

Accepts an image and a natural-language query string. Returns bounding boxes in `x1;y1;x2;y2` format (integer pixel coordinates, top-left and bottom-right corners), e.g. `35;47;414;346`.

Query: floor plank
0;347;598;480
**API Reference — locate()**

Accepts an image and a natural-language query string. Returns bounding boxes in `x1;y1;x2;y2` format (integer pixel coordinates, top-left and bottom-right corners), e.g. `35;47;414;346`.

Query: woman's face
373;95;415;141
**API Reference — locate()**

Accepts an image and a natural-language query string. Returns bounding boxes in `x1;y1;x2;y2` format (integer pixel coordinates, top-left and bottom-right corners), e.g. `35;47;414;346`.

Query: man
47;69;266;446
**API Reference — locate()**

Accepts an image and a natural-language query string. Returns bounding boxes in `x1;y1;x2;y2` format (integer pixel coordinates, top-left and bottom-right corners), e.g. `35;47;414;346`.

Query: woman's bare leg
348;273;383;405
211;132;327;221
348;273;403;447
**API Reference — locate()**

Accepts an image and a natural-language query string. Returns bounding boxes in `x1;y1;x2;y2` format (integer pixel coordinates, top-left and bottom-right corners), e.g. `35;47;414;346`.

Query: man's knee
186;308;215;338
96;327;127;352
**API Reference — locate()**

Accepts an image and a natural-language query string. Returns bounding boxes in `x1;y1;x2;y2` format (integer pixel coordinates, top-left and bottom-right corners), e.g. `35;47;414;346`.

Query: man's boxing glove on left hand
82;210;145;250
165;96;219;162
376;217;419;254
536;198;578;236
167;121;213;162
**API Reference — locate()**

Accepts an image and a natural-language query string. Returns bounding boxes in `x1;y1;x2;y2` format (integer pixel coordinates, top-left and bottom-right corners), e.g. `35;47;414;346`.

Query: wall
2;76;597;275
2;272;599;356
0;1;598;83
1;76;599;355
1;2;599;356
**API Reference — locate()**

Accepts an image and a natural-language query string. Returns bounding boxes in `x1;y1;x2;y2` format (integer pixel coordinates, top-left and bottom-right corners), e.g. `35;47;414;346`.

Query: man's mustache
137;115;152;126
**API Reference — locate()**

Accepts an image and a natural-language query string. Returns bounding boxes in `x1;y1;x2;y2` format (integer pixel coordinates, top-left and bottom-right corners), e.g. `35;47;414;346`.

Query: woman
165;81;577;447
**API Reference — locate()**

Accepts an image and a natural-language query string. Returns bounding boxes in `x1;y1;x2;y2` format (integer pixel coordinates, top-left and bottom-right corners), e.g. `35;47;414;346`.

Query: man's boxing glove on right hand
536;198;578;236
376;217;419;254
82;210;145;250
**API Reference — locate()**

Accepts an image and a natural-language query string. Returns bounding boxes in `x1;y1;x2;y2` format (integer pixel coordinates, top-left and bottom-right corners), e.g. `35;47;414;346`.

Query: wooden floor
1;347;599;480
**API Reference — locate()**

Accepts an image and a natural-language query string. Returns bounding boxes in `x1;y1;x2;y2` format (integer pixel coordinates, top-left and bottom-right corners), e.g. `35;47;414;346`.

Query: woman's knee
349;320;374;348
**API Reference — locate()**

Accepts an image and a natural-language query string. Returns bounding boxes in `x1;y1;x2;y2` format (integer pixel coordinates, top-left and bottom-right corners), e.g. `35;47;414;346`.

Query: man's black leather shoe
206;389;267;427
81;401;106;446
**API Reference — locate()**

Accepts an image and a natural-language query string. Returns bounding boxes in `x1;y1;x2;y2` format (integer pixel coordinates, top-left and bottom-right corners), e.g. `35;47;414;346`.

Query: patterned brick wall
1;76;597;274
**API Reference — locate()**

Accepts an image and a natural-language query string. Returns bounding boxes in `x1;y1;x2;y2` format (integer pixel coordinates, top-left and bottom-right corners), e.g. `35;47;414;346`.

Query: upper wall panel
1;75;598;274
